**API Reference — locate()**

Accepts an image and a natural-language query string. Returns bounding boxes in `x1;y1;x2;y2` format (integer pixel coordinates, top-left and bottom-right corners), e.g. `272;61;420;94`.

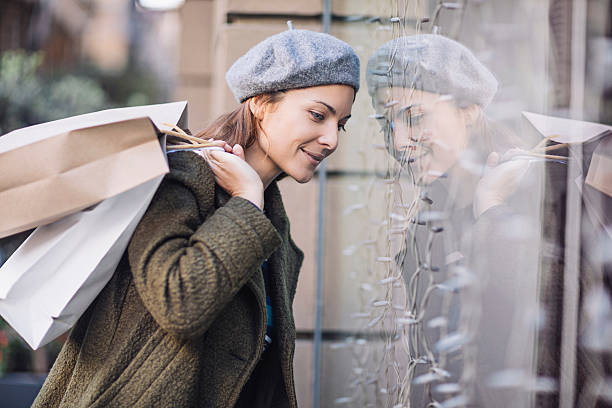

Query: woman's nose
393;126;412;150
318;124;339;151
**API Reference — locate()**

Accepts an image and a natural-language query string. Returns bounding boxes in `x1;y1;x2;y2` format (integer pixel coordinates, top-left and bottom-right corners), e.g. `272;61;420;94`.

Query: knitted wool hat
366;34;497;108
226;29;360;103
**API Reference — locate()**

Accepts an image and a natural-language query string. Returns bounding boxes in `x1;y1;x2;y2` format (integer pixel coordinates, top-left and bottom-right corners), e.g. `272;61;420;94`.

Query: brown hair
194;91;285;147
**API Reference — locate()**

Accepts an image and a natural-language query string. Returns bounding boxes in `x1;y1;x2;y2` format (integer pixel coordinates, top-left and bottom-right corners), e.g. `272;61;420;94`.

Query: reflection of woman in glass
367;35;531;217
366;35;539;406
33;29;359;408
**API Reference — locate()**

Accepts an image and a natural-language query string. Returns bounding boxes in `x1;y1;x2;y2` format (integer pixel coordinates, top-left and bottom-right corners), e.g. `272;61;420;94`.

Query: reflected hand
473;149;530;218
197;143;264;210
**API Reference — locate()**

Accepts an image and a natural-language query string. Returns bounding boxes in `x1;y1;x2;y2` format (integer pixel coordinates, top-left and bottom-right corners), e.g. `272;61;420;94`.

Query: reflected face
375;88;474;184
258;85;355;183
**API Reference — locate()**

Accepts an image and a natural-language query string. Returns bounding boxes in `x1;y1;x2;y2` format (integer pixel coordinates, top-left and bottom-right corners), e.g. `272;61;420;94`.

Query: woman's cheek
392;126;412;150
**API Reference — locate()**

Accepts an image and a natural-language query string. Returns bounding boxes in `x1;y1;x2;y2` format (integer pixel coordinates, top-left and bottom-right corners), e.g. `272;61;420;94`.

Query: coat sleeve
468;202;540;406
127;152;282;339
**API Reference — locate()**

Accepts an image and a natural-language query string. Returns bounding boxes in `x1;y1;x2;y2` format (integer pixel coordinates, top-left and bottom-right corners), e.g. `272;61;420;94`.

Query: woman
365;35;541;407
33;29;359;408
367;34;533;217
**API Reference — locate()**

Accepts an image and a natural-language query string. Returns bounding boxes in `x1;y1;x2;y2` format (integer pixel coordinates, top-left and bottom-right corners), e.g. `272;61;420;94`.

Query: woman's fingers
486;151;500;168
473;149;531;218
500;148;528;162
203;138;233;152
232;144;246;160
204;139;225;148
206;149;225;164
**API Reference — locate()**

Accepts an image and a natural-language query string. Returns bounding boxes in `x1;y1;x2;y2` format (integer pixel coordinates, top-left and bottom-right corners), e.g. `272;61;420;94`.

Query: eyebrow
397;103;423;114
314;100;352;120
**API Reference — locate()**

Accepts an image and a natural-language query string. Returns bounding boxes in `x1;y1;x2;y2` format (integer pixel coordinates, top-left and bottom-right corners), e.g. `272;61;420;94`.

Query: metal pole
313;161;326;408
313;3;332;408
559;0;586;406
322;0;332;33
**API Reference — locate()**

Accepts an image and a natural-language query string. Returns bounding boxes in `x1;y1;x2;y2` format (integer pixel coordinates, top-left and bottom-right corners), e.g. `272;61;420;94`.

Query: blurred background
1;0;611;407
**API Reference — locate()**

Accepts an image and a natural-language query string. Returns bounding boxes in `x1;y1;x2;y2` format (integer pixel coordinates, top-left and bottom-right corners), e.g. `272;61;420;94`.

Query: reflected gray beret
366;34;497;107
226;29;360;103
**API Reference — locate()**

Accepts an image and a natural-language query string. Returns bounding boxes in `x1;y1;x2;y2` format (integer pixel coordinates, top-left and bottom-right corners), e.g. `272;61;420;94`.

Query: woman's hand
473;149;530;218
197;142;264;210
199;139;234;153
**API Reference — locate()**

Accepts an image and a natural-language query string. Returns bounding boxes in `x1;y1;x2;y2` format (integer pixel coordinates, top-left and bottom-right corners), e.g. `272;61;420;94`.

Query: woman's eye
310;111;325;121
338;124;347;132
401;111;424;127
374;114;392;130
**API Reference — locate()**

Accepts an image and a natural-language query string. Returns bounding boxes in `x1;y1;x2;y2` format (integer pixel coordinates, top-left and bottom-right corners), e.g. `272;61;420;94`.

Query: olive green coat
32;151;304;407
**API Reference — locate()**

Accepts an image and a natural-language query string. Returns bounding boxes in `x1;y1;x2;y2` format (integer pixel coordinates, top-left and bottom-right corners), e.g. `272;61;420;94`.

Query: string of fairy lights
333;2;482;407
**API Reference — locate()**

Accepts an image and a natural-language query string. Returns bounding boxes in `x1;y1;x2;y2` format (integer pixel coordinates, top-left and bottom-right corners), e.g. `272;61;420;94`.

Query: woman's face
256;85;355;183
375;88;476;184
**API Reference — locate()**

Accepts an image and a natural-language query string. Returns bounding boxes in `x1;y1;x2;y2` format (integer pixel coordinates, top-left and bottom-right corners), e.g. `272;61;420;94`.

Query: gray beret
226;29;360;103
366;34;497;108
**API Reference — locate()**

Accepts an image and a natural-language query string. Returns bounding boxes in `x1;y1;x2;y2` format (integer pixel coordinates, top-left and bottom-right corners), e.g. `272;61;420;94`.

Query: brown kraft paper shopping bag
0;117;168;239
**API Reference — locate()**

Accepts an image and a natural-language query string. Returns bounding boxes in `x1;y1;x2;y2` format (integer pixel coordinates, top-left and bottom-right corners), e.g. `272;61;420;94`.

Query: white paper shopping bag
0;175;163;349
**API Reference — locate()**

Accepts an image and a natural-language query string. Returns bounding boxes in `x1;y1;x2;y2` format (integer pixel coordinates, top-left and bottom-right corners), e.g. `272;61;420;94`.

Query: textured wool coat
32;151;304;407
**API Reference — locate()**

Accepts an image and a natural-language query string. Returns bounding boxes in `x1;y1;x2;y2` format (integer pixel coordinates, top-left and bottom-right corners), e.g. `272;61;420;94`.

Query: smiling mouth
300;148;325;164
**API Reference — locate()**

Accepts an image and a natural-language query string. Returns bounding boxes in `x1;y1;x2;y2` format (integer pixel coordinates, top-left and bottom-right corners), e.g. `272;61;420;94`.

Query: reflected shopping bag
0;101;189;349
0;101;188;238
